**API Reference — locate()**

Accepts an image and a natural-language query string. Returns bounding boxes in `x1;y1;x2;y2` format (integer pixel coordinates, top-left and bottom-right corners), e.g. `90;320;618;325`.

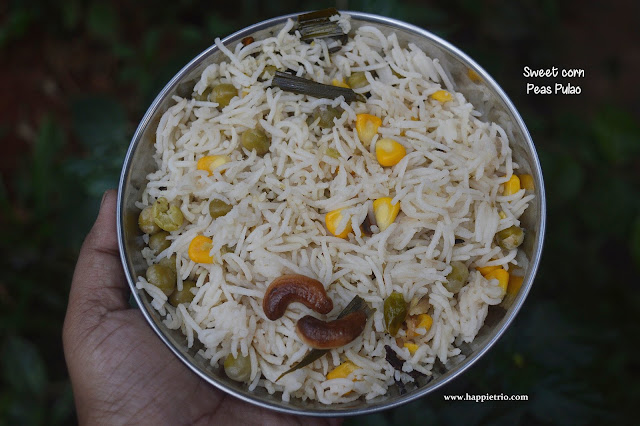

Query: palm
63;191;340;425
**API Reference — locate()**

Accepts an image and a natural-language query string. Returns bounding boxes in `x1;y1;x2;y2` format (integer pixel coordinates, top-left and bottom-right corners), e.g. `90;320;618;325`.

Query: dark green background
1;0;638;424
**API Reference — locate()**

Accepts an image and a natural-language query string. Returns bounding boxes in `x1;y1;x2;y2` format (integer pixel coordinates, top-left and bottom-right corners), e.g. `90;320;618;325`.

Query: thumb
65;190;129;332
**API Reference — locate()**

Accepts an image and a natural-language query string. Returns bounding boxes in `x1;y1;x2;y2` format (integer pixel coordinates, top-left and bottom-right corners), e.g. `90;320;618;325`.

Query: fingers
67;190;128;322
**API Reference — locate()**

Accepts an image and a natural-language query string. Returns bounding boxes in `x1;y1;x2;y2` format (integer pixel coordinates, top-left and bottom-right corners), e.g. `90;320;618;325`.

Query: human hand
63;190;342;425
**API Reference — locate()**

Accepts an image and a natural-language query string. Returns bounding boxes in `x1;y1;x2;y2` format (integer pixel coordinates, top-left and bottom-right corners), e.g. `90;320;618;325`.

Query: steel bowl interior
117;11;545;417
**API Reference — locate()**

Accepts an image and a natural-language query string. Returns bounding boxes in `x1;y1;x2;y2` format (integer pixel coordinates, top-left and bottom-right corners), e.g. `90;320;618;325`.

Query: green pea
152;197;184;232
138;206;160;234
224;352;251;382
495;225;524;250
211;83;237;109
194;86;212;101
146;264;176;296
307;106;343;129
347;71;368;89
209;199;233;219
241;128;271;156
149;231;171;254
383;292;407;336
444;261;469;294
159;255;177;273
169;280;197;307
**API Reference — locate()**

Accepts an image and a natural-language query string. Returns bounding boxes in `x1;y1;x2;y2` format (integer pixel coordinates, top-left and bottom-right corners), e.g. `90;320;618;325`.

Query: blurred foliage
0;0;638;424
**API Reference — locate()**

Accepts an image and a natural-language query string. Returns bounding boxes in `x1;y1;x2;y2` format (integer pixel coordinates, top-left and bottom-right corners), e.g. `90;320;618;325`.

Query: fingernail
100;191;109;207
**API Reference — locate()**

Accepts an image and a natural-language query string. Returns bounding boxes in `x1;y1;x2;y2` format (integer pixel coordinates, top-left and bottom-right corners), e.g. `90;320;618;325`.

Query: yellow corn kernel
507;275;524;297
325;208;352;238
373;197;400;231
332;78;350;88
355;114;382;147
519;174;535;191
375;138;406;167
484;268;509;294
477;265;501;276
431;90;453;102
416;313;433;331
467;69;481;82
499;211;507;220
327;361;359;380
503;175;521;196
404;342;419;355
188;235;214;264
241;90;249;98
197;155;230;175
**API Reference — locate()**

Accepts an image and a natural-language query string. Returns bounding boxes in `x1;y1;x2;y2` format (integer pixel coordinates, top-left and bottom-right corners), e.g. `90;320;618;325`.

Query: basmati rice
135;15;533;404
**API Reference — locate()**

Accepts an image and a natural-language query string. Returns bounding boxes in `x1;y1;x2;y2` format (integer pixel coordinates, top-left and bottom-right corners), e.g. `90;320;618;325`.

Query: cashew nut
295;311;367;349
262;274;333;321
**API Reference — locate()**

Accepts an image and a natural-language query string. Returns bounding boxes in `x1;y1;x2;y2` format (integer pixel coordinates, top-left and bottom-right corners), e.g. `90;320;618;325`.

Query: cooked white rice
135;16;534;404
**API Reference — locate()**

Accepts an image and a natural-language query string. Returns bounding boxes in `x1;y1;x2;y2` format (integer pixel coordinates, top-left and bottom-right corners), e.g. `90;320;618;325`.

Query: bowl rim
117;10;546;417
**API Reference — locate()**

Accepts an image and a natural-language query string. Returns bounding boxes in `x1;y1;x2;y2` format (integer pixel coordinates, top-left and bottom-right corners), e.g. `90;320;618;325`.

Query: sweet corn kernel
188;235;214;263
327;361;359;380
197;155;230;175
373;197;400;231
355;114;382;147
507;275;524;297
404;343;419;355
499;211;507;220
416;313;433;331
503;175;521;196
375;138;406;167
484;268;509;294
431;90;453;102
331;78;350;88
325;208;352;238
477;265;501;276
519;174;535;191
467;69;481;82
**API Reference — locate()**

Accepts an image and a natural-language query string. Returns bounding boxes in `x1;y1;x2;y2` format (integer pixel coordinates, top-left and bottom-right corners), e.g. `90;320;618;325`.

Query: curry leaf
2;336;47;396
276;295;371;381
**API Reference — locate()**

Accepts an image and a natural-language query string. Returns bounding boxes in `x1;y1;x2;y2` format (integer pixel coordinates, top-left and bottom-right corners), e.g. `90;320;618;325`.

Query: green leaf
71;95;127;151
60;0;82;31
205;13;238;38
0;9;33;48
142;29;162;63
344;413;390;426
631;215;640;271
87;2;119;42
530;378;605;424
276;295;372;380
50;381;75;425
593;106;640;165
2;335;47;396
31;117;66;217
539;151;584;204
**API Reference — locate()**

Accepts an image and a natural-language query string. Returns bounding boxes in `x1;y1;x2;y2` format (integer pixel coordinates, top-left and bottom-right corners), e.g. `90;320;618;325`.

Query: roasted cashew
295;311;367;349
262;274;333;320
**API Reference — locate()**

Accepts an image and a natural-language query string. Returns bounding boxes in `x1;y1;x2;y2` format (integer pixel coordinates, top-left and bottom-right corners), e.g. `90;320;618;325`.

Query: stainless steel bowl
117;11;546;417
